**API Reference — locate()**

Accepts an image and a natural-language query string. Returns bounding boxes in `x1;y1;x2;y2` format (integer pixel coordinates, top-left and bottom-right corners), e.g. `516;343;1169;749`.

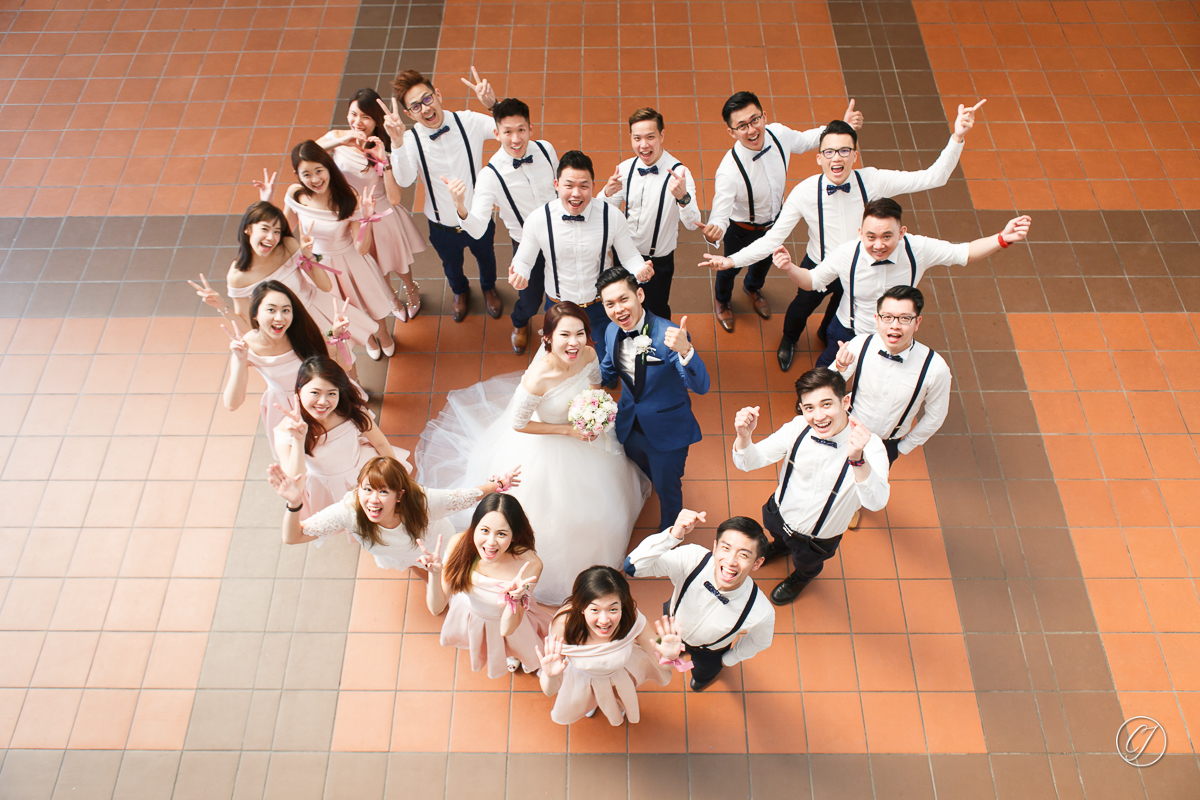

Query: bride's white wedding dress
417;349;650;605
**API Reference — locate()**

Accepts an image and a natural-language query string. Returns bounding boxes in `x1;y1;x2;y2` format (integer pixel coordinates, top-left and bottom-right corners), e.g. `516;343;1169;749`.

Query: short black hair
629;107;664;131
818;119;858;150
556;149;594;180
862;197;903;223
795;367;847;408
716;516;770;561
878;285;925;316
492;97;531;126
596;266;638;296
722;91;763;126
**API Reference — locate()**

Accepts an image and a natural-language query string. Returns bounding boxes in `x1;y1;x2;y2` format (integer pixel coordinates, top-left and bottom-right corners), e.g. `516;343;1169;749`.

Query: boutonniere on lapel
633;324;654;357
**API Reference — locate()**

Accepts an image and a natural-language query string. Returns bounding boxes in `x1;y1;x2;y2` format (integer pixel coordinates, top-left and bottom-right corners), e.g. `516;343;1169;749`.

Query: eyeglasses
730;114;764;134
820;147;856;159
406;94;435;114
877;314;916;324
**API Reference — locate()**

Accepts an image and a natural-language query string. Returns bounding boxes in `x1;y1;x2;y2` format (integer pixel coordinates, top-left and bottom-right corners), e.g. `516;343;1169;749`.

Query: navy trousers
714;223;772;305
814;315;856;368
509;240;546;329
427;219;497;295
781;254;842;345
623;420;689;531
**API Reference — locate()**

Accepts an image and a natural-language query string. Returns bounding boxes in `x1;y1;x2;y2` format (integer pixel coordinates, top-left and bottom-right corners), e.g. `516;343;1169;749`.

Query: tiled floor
4;0;1200;797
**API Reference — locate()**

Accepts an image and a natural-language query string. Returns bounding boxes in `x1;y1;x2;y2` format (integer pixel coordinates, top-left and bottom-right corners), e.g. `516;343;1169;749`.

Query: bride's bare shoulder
520;359;551;395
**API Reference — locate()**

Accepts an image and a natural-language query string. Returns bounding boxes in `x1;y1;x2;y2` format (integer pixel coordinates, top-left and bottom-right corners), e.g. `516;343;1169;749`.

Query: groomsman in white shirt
733;368;890;605
625;509;775;692
702;100;985;370
772;197;1032;367
703;91;863;333
600;107;701;320
832;286;951;464
382;68;502;322
444;98;559;354
508;150;654;361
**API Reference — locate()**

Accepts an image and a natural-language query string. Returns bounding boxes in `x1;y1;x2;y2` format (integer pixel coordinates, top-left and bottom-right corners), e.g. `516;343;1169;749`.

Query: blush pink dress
246;348;303;460
284;193;395;321
226;249;376;351
549;612;670;726
440;570;552;679
332;146;426;277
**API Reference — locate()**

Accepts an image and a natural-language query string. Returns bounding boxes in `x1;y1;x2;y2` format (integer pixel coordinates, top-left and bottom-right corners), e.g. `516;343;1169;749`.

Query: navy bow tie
428;125;451;141
826;182;852;195
562;214;585;222
879;350;904;363
618;327;641;341
751;145;773;162
638;165;658;176
512;154;533;169
811;435;838;448
703;581;729;605
871;259;893;267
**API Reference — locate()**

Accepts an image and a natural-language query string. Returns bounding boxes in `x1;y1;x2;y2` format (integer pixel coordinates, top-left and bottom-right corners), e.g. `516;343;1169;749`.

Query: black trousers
884;438;901;464
640;251;675;320
427;219;497;295
781;254;842;344
509;240;547;329
782;532;844;581
685;644;730;687
714;224;771;304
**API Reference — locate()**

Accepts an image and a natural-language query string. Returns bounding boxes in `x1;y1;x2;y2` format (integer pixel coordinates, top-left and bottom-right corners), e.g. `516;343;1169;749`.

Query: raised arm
221;320;250;411
966;215;1031;263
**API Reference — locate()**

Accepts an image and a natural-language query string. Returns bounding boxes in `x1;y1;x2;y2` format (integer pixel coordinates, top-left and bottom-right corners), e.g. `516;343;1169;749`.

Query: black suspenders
774;423;851;540
486;140;555;230
850;334;939;439
672;552;761;650
817;170;869;260
624;160;683;257
848;236;917;330
730;130;785;226
411;112;476;225
544;201;609;301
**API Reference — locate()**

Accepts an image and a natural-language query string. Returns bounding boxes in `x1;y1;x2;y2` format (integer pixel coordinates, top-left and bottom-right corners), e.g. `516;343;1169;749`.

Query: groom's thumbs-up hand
664;316;692;357
668;508;706;540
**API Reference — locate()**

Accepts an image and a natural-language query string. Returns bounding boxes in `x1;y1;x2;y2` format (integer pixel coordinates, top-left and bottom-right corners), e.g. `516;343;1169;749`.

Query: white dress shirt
808;235;970;334
615;312;693;378
733;416;890;538
455;140;559;242
389;110;494;226
729;135;965;267
625;531;774;667
511;199;643;304
835;334;952;453
706;122;824;236
601;150;701;256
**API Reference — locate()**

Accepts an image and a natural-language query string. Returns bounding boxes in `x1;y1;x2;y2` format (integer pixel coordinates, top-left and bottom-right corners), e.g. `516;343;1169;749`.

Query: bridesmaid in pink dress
221;281;347;459
421;493;550;679
284;140;404;361
536;566;682;726
274;356;412;518
315;87;425;320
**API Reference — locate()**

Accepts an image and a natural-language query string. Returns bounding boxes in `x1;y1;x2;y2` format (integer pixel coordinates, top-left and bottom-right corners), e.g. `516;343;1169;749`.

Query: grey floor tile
230;752;269;800
262;753;327;800
243;690;282;750
384;754;446;800
199;632;264;688
210;579;274;631
282;633;346;689
325;753;387;800
52;750;123;800
184;690;253;750
0;749;65;800
271;690;337;751
172;752;238;800
111;751;180;800
293;579;355;632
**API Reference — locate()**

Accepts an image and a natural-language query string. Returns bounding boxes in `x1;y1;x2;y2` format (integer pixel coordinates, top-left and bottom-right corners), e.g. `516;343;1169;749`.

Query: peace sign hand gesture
954;99;986;142
222;317;249;363
360;190;376;218
330;296;351;339
188;272;228;314
377;96;406;144
652;616;685;661
536;634;569;677
416;534;444;574
299;220;316;258
266;463;305;506
253;168;277;202
460;66;496;109
503;562;538;600
273;396;307;442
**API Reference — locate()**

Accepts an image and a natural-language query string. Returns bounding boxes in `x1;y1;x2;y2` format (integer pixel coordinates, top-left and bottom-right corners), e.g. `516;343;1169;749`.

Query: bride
418;302;650;605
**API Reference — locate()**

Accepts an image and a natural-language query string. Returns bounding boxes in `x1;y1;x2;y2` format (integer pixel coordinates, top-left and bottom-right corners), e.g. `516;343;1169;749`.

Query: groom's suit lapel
632;313;659;403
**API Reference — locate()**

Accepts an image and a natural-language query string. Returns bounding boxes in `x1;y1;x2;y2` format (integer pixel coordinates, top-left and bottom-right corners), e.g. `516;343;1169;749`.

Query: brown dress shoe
511;324;529;355
743;286;771;319
451;290;468;322
483;288;502;319
715;300;734;333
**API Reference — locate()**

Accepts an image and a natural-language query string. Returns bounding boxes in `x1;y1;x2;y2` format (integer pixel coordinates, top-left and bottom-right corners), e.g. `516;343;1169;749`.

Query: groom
598;267;710;530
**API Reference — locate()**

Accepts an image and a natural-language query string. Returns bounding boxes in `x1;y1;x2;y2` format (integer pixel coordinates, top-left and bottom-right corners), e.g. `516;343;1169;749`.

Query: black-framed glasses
877;313;916;324
731;114;764;133
820;147;856;159
406;94;435;114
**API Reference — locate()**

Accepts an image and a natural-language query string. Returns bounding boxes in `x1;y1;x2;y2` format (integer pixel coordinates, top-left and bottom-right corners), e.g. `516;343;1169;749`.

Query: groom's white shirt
626;530;774;667
616;312;693;380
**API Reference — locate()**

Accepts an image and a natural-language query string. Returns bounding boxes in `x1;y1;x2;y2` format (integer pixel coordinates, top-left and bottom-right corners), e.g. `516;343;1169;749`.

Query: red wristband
997;233;1010;249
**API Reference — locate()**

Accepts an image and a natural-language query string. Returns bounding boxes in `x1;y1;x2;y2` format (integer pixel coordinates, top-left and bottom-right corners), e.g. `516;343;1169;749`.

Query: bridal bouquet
568;389;618;436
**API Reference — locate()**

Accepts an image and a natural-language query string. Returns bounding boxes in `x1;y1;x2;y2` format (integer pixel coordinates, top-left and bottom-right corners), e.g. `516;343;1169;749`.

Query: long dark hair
555;566;638;646
349;87;391;151
540;300;593;349
234;201;293;273
249;281;327;360
291;140;358;220
443;494;536;594
353;456;427;547
294;356;372;456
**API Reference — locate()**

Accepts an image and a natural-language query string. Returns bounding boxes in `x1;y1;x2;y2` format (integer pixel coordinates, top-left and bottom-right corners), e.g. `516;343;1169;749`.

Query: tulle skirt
417;372;651;605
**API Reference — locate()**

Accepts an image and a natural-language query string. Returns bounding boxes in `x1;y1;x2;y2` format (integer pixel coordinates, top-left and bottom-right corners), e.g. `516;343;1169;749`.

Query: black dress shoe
770;572;810;605
690;673;719;692
777;338;795;372
764;536;790;562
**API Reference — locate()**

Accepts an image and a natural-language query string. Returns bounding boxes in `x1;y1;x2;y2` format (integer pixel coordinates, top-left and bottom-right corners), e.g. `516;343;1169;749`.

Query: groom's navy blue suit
600;311;710;530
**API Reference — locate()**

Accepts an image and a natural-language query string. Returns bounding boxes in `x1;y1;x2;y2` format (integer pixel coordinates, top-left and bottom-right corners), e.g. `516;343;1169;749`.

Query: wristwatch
676;192;691;207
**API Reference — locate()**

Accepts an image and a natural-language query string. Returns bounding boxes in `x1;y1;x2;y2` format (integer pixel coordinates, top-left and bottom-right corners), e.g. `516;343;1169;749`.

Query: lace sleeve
425;486;483;521
585;358;602;386
300;492;357;539
510;385;543;431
